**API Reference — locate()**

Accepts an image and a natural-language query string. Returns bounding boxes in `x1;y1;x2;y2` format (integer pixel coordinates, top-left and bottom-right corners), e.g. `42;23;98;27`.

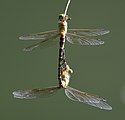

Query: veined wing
12;86;60;99
19;30;58;40
19;30;59;51
65;86;112;110
67;29;110;36
66;33;104;45
23;34;59;51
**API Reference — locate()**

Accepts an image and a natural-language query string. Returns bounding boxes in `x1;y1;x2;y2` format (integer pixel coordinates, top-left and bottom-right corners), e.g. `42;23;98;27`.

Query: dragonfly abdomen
58;36;67;86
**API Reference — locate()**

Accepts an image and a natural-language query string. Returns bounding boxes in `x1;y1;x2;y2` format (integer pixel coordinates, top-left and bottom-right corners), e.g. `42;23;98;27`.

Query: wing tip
100;104;112;110
19;35;34;40
12;90;36;99
12;90;24;99
103;29;110;34
108;106;112;110
98;40;105;45
23;48;32;52
19;36;27;40
23;44;39;52
85;39;105;45
101;28;110;33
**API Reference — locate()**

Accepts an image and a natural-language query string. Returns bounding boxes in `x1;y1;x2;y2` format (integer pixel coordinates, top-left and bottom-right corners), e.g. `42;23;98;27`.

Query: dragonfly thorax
58;21;67;35
58;14;69;35
58;14;70;29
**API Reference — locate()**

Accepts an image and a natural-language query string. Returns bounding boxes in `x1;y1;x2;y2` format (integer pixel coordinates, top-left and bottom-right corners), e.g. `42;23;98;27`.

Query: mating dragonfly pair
12;0;112;110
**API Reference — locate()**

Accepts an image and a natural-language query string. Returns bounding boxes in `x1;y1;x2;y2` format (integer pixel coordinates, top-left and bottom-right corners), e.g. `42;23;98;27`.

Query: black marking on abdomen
58;36;67;86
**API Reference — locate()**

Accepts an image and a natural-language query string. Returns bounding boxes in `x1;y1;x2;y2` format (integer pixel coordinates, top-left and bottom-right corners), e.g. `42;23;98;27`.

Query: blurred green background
0;0;125;119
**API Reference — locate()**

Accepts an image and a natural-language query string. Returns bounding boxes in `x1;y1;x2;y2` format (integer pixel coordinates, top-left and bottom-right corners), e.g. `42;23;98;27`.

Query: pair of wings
19;29;110;51
12;86;112;110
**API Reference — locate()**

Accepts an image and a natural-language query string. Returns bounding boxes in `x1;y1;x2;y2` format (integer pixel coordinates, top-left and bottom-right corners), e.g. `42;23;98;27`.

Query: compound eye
59;15;63;20
65;15;71;20
58;14;65;20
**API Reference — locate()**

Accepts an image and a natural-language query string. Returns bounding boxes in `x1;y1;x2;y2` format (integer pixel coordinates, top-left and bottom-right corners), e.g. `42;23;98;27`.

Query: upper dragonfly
19;0;109;52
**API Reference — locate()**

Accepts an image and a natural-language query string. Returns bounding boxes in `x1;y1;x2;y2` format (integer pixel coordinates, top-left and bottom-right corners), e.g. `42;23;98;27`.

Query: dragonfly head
58;14;71;22
61;65;73;88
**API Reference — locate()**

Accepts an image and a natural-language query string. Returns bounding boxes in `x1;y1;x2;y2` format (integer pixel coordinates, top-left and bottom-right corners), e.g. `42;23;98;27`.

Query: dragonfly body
58;14;70;86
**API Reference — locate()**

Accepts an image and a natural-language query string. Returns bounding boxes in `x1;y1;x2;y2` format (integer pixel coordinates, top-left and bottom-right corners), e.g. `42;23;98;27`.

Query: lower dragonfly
13;40;112;110
12;63;112;110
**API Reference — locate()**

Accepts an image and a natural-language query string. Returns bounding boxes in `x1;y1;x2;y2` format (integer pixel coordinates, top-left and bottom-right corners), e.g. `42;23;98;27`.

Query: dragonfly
19;0;110;52
12;63;112;110
19;0;110;84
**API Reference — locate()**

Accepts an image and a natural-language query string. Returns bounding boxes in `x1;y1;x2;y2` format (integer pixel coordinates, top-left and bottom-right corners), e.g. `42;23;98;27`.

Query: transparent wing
23;34;59;51
66;33;104;45
19;30;59;51
19;30;58;40
67;29;110;36
65;86;112;110
12;86;61;99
